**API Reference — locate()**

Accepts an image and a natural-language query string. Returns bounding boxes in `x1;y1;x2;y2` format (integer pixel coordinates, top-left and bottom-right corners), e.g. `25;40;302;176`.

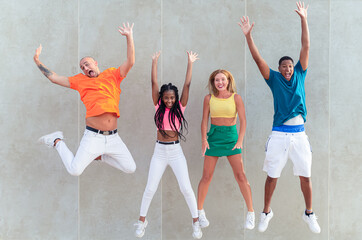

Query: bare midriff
86;112;118;131
157;130;179;142
210;117;237;126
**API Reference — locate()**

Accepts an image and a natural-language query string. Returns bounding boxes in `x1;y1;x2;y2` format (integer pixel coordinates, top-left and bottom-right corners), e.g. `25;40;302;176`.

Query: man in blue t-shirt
239;2;321;234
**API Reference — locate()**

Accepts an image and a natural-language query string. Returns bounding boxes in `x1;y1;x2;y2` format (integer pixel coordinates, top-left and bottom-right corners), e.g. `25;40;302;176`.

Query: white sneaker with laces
258;209;273;232
244;211;255;230
302;212;321;233
198;209;209;228
192;221;203;239
134;219;148;238
38;131;63;148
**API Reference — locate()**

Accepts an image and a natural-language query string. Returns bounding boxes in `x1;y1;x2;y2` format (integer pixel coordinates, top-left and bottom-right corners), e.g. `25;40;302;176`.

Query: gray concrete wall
0;0;360;239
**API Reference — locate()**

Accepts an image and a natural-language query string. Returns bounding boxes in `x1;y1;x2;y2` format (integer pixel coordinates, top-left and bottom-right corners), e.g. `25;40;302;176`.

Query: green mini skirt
205;124;242;157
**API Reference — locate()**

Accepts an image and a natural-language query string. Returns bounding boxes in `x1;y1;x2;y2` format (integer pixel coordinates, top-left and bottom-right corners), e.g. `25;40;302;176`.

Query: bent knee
234;172;248;183
266;176;278;183
68;168;83;176
299;176;311;183
200;174;213;184
125;166;136;174
124;163;136;174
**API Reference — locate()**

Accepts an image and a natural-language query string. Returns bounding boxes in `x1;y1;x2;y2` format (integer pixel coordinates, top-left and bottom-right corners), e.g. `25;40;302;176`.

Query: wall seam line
328;0;331;239
77;0;80;239
243;0;247;239
160;0;163;239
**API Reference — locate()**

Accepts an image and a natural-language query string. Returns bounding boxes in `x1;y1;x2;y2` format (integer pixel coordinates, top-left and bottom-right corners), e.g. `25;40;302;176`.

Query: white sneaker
258;209;273;232
302;212;321;233
198;209;209;228
192;221;203;239
134;219;148;238
38;131;63;148
244;211;255;230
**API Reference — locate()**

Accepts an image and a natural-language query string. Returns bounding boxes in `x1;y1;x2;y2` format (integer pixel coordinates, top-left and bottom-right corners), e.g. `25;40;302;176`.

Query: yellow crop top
209;93;237;118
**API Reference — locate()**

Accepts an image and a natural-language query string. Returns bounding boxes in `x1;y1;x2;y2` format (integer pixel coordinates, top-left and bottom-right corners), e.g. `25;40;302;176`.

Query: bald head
79;57;100;78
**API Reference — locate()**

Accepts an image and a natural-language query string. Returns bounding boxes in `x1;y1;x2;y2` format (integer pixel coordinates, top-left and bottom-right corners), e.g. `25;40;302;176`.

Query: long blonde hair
208;69;237;95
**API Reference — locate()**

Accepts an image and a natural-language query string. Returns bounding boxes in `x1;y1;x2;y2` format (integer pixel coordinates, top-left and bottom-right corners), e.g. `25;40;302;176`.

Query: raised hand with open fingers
187;51;199;63
238;16;254;36
152;51;161;61
118;22;134;36
295;1;308;19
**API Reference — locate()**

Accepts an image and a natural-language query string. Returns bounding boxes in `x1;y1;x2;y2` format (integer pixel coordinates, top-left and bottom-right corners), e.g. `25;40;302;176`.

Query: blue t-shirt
265;61;307;127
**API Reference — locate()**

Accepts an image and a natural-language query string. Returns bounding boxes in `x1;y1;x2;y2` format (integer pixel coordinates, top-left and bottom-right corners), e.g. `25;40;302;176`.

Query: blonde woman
197;70;254;230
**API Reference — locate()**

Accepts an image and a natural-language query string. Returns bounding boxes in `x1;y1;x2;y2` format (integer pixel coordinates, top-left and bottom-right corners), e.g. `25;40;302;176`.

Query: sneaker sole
193;232;203;239
135;232;145;238
38;131;63;148
135;221;148;238
200;222;209;228
258;216;273;232
258;226;268;232
245;224;255;230
302;215;321;234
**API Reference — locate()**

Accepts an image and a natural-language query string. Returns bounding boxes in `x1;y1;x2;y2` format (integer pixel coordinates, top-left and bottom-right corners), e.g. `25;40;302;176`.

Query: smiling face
213;73;229;92
162;90;176;109
278;59;294;81
208;69;236;95
79;57;100;78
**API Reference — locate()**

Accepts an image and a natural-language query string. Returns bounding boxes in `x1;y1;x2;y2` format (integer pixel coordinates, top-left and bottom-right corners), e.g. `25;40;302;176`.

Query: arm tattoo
38;64;53;77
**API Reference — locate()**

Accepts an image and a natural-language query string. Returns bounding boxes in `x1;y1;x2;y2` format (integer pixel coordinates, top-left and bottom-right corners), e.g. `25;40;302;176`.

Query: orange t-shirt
68;67;125;118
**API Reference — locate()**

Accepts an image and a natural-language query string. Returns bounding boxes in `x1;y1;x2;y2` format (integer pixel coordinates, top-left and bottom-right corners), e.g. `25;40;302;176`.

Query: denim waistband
272;124;305;133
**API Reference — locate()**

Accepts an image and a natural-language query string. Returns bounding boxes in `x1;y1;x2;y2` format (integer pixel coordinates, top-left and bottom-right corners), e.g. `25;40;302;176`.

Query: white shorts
263;131;312;178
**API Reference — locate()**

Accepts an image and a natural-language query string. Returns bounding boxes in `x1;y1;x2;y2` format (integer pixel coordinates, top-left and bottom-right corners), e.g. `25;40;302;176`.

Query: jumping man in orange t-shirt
34;22;136;176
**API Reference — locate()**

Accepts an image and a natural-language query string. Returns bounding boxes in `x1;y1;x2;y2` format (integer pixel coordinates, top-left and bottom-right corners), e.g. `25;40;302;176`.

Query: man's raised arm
33;44;70;88
238;16;270;80
118;22;135;78
295;1;310;71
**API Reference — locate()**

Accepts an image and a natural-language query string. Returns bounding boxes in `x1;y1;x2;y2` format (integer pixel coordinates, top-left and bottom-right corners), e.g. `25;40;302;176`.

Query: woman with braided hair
134;51;202;239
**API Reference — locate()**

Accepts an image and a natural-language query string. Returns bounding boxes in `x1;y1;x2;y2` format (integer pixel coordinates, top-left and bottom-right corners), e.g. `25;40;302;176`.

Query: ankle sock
305;210;313;216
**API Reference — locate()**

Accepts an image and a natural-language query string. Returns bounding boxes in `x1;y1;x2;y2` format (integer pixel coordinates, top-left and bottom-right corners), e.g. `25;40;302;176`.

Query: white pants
263;131;312;178
55;129;136;176
139;142;198;218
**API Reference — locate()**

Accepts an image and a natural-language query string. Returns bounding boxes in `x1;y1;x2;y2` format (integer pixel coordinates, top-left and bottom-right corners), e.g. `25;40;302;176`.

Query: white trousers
139;142;198;218
55;129;136;176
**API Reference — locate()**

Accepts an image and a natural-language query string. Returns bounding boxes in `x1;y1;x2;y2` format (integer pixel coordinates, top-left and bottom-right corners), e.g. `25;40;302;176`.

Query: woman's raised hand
187;51;199;63
152;51;161;61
